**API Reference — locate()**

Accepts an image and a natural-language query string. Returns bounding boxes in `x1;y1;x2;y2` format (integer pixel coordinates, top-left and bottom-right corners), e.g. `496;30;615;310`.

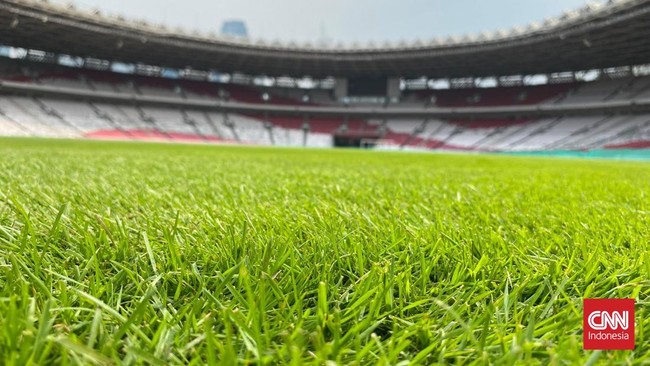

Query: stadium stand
1;0;650;151
3;68;650;150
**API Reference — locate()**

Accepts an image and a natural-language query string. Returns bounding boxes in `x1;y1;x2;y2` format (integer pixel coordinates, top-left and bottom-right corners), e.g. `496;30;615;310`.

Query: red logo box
583;298;635;350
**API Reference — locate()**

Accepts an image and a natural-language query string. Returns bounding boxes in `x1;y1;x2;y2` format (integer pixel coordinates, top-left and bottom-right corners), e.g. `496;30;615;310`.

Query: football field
0;138;648;364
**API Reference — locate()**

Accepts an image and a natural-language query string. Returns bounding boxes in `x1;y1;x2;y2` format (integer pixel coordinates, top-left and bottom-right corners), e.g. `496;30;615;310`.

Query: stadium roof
1;0;650;78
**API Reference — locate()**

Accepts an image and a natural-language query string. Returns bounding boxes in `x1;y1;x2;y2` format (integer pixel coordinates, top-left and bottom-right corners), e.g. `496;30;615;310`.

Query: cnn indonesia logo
583;299;635;350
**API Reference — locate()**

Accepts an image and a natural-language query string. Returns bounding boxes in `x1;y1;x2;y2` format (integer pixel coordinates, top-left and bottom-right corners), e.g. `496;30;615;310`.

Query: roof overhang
1;0;650;78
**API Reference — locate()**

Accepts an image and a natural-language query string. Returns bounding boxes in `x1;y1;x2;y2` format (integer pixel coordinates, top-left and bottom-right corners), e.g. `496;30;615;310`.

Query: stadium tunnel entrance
333;131;382;148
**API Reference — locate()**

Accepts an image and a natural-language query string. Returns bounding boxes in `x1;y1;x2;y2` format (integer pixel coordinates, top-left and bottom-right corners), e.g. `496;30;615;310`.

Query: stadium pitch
0;138;648;364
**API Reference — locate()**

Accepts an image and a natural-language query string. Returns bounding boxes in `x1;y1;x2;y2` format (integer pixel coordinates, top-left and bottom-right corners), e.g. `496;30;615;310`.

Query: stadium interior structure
2;0;650;150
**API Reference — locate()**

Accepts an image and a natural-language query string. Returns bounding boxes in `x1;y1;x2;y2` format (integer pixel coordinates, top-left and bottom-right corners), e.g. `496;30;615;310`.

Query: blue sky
63;0;590;44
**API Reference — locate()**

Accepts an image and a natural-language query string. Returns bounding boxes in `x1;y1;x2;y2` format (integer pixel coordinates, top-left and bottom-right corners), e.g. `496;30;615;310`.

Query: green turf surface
0;138;649;365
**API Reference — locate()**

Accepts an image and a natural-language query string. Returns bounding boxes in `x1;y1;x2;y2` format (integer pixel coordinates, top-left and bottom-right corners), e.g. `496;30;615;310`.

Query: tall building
221;20;248;38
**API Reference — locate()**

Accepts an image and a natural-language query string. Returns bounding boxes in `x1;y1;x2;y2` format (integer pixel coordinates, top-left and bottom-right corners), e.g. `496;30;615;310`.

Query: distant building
221;20;248;38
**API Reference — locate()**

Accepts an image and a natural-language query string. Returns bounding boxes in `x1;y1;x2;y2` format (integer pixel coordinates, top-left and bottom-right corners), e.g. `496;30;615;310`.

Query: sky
59;0;591;44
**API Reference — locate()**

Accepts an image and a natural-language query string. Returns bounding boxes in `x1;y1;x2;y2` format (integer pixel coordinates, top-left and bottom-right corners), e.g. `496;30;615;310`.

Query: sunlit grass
0;138;649;365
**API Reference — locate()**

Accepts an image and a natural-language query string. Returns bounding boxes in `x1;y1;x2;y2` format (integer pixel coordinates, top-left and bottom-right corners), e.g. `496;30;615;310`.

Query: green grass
0;137;649;365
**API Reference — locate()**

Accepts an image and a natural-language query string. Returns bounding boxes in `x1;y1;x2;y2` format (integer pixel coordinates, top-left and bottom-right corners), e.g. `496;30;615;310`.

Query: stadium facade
1;0;650;150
